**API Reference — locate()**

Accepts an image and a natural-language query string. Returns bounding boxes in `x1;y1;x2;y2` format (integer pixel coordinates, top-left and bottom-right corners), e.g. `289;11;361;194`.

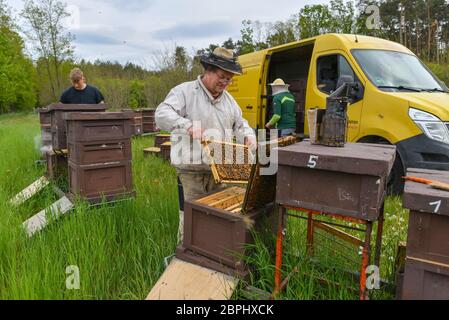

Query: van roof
238;33;414;65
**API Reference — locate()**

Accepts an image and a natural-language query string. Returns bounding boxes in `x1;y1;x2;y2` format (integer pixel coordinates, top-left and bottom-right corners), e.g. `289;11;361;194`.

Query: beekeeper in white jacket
155;47;257;242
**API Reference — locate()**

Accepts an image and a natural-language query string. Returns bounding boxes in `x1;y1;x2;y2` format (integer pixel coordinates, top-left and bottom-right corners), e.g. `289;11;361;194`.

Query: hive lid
403;168;449;216
64;111;134;121
277;141;396;177
47;103;108;112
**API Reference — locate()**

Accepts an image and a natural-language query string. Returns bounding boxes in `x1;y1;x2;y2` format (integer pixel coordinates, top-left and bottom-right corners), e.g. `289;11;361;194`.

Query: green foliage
0;1;37;113
426;62;449;88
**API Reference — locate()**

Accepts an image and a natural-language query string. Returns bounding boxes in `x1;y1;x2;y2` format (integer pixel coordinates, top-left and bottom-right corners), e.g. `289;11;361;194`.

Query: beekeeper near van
265;78;296;137
155;47;257;242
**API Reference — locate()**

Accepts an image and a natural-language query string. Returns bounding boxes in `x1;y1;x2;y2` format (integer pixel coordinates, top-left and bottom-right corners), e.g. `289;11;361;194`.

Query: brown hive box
46;149;68;181
122;109;143;136
154;133;171;148
48;103;108;150
160;141;171;161
38;108;52;150
143;122;158;133
65;111;133;142
401;168;449;300
276;141;396;221
68;159;134;204
176;136;297;277
68;139;132;165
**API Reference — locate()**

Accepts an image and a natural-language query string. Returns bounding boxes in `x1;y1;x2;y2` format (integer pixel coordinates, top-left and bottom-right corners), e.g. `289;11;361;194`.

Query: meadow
0;113;408;300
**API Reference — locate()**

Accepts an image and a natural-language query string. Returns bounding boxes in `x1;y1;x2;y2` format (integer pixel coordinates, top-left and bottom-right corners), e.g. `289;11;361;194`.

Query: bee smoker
320;78;359;147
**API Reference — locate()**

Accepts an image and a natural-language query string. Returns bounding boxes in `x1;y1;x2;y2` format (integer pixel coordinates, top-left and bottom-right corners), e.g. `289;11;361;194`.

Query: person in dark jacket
60;68;104;104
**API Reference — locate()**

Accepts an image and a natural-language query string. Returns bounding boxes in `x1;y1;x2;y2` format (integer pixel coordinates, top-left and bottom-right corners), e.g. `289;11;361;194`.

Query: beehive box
176;136;297;277
38;108;52;149
154;133;171;148
122;109;143;136
68;139;132;165
276;141;396;221
141;108;158;133
143;122;158;133
46;150;68;181
65;112;133;142
68;160;134;204
48;103;108;150
160;141;171;161
402;168;449;299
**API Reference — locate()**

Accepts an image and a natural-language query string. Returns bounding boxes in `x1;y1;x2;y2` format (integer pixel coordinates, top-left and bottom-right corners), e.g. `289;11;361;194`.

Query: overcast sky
7;0;327;69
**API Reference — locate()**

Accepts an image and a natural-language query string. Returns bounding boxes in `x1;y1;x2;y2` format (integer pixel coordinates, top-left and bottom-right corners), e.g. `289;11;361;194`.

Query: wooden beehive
65;111;134;204
176;136;298;277
402;168;449;300
276;141;396;221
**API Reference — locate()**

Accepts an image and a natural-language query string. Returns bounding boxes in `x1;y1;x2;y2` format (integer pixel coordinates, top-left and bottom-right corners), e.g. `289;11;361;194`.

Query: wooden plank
314;221;364;247
146;258;238;300
196;187;245;205
209;193;245;210
9;176;50;206
22;196;74;237
224;202;243;212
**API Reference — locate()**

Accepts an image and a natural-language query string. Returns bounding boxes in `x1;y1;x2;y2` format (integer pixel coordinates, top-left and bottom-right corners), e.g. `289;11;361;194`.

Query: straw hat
269;78;290;87
200;47;242;75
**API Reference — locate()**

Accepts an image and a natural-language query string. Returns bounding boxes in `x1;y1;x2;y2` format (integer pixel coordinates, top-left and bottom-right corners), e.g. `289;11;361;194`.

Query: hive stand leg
360;222;373;300
374;203;385;269
274;206;286;297
306;212;314;257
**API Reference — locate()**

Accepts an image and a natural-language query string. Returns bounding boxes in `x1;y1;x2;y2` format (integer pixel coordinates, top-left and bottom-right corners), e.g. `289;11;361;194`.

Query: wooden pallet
146;258;238;300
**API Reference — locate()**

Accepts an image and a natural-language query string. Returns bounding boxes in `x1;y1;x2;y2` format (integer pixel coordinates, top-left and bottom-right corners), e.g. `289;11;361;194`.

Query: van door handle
246;105;253;110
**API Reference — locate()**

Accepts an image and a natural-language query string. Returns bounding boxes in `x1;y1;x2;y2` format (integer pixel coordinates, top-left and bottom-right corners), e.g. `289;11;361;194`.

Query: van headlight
409;108;449;144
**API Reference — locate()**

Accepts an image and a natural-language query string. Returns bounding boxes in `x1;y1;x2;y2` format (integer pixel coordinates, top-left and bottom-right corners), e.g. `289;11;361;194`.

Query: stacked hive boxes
141;108;158;133
65;112;135;204
402;168;449;299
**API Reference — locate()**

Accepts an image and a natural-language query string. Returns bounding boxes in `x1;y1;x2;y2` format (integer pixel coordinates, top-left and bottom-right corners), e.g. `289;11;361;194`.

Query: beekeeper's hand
187;125;205;140
244;135;257;150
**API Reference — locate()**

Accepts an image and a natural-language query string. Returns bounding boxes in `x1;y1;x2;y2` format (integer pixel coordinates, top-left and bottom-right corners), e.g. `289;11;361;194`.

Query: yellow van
228;33;449;193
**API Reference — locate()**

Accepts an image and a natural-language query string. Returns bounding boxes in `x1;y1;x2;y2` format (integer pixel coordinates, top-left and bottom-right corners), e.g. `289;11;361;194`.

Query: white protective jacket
155;76;256;173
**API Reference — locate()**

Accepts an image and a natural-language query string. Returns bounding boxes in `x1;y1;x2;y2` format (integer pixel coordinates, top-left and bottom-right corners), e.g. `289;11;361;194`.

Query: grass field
0;112;409;300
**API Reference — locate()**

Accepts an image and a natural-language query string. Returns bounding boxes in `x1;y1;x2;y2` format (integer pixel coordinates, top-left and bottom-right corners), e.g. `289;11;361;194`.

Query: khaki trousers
177;172;224;243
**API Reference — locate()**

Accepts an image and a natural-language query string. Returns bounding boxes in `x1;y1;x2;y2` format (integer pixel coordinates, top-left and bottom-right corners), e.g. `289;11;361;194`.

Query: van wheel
387;153;404;196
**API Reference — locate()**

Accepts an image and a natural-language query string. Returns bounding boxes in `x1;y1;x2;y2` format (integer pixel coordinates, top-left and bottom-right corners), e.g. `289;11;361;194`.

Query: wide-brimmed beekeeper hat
200;47;242;75
269;78;290;87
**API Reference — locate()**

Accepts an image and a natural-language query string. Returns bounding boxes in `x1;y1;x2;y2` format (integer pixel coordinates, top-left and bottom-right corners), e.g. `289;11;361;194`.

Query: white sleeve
155;86;193;132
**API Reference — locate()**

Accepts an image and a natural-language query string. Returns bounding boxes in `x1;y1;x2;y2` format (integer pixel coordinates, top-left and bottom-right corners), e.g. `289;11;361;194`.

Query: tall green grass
0;113;179;299
0;113;408;299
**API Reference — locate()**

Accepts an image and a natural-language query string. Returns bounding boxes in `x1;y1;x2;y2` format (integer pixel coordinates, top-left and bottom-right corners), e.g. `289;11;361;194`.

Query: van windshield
352;49;446;92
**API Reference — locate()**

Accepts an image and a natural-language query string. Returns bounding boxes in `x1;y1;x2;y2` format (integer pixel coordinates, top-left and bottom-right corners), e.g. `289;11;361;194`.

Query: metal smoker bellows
311;77;359;147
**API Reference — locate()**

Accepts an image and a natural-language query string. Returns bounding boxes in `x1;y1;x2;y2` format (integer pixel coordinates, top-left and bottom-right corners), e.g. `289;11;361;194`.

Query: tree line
0;0;448;114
